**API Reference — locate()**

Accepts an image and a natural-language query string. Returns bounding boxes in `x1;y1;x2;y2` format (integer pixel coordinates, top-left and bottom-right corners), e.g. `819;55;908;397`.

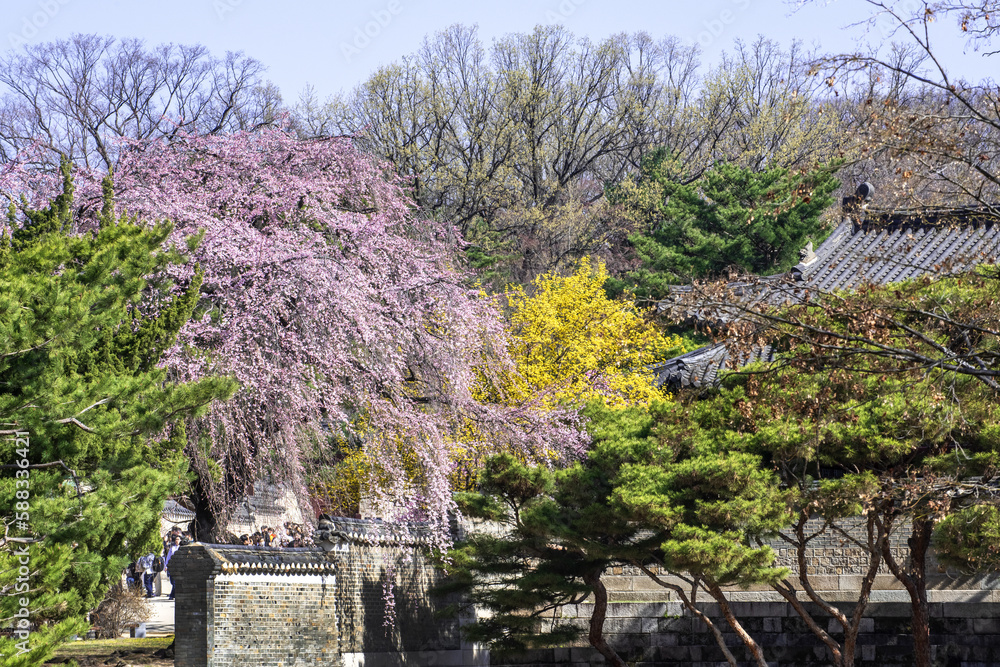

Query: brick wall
172;518;483;667
171;542;218;667
172;516;1000;667
320;517;485;667
209;574;338;665
171;545;339;667
489;599;1000;667
335;541;460;654
769;516;916;577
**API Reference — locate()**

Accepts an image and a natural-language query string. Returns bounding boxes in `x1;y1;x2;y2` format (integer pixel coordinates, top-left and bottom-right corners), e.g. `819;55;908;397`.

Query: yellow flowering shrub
321;258;684;510
502;257;684;409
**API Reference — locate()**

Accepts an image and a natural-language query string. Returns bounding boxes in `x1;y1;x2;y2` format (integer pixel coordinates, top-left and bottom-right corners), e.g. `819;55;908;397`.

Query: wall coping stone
185;542;336;575
314;515;434;548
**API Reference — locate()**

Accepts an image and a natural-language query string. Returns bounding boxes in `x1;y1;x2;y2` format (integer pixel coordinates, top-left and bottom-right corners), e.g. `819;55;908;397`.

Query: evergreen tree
734;273;1000;667
607;149;839;299
441;402;788;667
0;165;233;666
655;269;1000;666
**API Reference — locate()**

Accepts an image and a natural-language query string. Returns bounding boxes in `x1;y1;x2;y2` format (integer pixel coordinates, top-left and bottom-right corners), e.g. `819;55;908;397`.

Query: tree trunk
582;569;628;667
774;513;845;666
634;564;738;667
881;517;933;667
908;519;933;667
706;581;769;667
843;513;888;667
190;470;221;543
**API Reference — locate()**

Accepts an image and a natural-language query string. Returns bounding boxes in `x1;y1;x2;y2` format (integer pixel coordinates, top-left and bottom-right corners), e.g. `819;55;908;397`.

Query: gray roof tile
656;207;1000;388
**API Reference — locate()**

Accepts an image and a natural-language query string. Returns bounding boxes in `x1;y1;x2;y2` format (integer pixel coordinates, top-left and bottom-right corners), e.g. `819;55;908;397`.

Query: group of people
236;522;309;548
124;522;310;597
126;526;191;600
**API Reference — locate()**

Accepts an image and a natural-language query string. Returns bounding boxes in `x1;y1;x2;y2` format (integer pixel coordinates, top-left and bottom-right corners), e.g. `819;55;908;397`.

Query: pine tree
0;165;233;666
664;269;1000;667
607;150;839;299
441;402;788;667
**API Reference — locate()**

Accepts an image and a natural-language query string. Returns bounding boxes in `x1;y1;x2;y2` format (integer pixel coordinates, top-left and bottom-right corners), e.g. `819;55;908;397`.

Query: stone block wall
172;519;484;667
484;517;1000;667
323;517;483;666
171;545;339;667
489;599;1000;667
328;518;458;654
481;516;1000;666
172;516;1000;667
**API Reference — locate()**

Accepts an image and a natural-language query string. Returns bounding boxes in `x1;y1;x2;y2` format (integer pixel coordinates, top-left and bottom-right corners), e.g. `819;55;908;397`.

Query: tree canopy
0;129;589;541
443;401;789;667
659;268;1000;667
498;258;684;409
0;35;278;169
607;151;840;299
0;164;232;666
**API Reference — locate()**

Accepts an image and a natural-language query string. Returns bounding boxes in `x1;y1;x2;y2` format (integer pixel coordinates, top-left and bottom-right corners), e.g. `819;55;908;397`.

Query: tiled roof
655;205;1000;388
313;516;433;548
653;343;774;389
180;517;435;575
162;499;195;523
196;544;335;575
792;210;1000;293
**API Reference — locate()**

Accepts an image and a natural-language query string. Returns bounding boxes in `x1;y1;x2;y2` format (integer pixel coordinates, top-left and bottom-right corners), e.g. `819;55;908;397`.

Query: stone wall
171;545;339;667
172;518;484;667
325;517;484;667
489;599;1000;667
486;518;1000;667
172;516;1000;667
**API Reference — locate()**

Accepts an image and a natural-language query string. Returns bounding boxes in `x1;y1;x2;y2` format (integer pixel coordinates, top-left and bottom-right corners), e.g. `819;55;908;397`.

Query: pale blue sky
2;0;994;104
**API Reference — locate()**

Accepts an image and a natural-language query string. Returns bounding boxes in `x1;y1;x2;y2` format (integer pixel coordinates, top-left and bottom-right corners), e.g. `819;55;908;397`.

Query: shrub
91;584;151;639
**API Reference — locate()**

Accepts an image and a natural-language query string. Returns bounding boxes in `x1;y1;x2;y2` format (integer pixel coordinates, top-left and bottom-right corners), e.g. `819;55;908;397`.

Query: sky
2;0;995;105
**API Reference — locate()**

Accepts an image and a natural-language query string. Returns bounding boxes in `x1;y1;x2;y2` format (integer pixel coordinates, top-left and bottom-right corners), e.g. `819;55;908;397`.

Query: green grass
49;635;173;659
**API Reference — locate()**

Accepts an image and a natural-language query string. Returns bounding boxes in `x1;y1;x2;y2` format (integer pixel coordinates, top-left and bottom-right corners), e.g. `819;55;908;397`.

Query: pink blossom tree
0;129;588;541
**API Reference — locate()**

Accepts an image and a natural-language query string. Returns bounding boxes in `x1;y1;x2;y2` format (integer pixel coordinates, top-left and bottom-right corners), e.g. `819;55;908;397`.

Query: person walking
164;535;181;600
136;552;156;598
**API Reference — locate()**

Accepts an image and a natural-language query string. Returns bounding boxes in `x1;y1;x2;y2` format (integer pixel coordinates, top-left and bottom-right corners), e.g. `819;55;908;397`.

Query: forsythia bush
323;258;684;511
503;257;684;408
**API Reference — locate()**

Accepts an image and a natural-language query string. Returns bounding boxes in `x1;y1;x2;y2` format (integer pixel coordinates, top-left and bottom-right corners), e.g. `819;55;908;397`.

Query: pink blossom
0;128;588;541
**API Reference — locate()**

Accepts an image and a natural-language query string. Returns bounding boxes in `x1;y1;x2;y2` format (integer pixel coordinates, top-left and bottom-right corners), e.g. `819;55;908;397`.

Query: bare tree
804;0;1000;213
294;27;708;229
0;34;279;170
696;37;844;173
294;25;856;288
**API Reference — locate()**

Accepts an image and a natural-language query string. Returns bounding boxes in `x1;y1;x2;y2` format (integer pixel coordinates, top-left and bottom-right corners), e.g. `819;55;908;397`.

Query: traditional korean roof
196;544;335;575
313;516;433;548
654;199;1000;388
653;343;774;389
162;499;196;523
227;481;305;536
790;208;1000;293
